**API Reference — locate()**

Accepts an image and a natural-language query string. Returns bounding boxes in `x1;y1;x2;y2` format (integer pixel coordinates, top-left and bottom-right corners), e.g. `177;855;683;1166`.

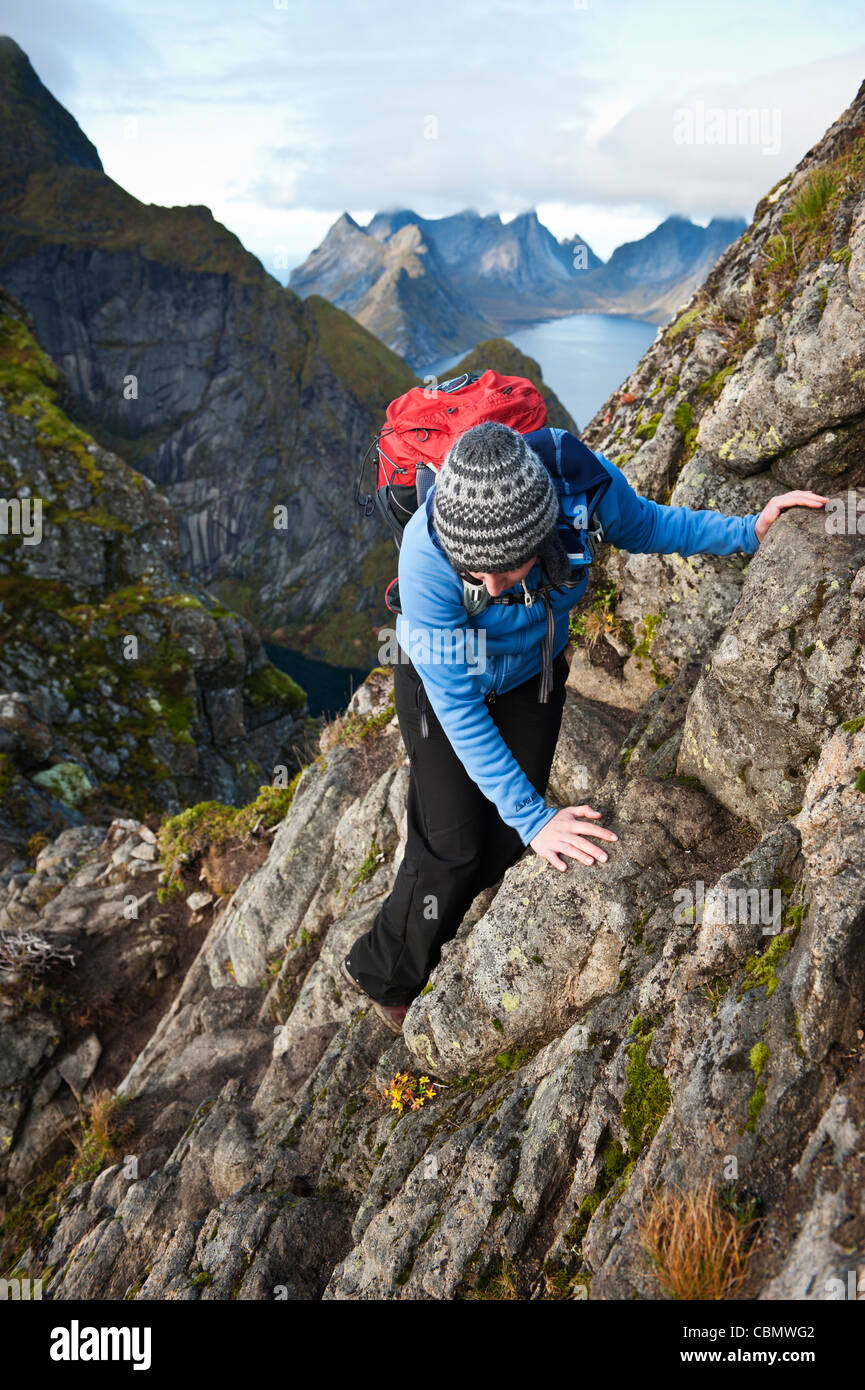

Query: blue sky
1;0;863;272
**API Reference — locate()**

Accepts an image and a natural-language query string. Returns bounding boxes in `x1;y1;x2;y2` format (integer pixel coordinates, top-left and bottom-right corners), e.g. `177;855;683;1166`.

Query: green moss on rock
634;410;662;440
738;930;798;1000
156;773;304;888
622;1016;671;1158
243;663;306;715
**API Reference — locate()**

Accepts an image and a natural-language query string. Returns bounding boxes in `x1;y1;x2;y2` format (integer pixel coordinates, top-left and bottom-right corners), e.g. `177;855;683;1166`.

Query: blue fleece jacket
395;440;760;846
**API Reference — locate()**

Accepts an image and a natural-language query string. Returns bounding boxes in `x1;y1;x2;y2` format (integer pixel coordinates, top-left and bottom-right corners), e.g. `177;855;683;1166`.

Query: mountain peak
507;209;541;226
0;37;103;202
370;206;420;221
365;208;422;241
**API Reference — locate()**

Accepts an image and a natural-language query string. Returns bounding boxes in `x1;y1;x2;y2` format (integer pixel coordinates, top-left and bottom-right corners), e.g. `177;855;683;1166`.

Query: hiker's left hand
754;491;828;543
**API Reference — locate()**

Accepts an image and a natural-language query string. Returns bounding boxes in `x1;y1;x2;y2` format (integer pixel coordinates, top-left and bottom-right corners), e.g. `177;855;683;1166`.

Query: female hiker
341;421;827;1033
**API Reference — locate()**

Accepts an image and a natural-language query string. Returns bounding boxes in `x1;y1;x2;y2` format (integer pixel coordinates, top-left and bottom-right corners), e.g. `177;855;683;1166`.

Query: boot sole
341;960;405;1035
372;1002;405;1036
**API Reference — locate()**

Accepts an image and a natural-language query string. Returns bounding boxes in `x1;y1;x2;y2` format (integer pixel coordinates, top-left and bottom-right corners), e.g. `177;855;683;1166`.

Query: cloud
245;47;864;224
589;50;865;220
2;0;863;266
0;0;160;101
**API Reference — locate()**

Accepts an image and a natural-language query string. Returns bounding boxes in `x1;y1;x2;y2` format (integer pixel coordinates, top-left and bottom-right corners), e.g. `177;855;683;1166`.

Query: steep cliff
0;288;307;857
2;80;864;1306
0;39;580;671
0;38;418;669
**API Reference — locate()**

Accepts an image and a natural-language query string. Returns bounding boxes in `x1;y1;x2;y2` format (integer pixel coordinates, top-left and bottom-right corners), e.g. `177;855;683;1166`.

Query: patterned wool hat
432;421;561;574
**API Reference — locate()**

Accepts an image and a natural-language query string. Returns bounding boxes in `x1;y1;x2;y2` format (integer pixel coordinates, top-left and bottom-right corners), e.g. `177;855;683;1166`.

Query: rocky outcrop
0;818;212;1193
677;508;865;827
5;617;862;1300
0;288;308;853
565;80;865;713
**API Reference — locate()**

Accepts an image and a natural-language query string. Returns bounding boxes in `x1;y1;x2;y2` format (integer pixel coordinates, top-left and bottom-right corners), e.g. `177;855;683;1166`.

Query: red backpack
355;370;547;550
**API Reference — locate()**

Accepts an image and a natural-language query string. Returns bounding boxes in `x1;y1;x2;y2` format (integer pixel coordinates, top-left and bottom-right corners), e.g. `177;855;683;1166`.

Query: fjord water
425;312;659;431
265;643;371;718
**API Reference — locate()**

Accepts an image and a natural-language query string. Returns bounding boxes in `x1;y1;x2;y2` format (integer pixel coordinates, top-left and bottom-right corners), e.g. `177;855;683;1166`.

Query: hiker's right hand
530;806;618;872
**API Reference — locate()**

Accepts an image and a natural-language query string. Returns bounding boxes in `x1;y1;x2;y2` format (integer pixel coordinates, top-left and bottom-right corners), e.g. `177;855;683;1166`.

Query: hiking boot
372;1001;409;1035
339;957;365;996
340;957;409;1036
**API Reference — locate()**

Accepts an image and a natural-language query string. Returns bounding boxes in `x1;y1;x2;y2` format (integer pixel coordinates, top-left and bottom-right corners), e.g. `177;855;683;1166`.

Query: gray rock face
0;244;382;623
547;688;633;805
4;81;865;1308
56;1033;102;1099
403;775;731;1083
677;509;865;828
788;724;865;1063
0;817;204;1190
697;227;865;473
0;289;308;840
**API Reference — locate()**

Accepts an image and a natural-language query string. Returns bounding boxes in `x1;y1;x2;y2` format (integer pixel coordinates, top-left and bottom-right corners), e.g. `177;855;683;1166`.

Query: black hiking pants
346;649;569;1006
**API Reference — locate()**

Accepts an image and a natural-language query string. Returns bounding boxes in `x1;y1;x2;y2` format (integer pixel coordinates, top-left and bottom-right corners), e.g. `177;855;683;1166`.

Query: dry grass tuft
636;1179;759;1300
65;1088;132;1184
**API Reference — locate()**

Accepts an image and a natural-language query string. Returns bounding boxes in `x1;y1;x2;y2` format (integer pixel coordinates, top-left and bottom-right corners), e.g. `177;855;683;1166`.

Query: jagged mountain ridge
290;206;746;366
297;214;495;368
366;206;603;287
606;215;744;284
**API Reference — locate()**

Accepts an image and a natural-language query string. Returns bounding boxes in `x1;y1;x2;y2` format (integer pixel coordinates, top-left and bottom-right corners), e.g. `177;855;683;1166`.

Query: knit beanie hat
433;422;563;575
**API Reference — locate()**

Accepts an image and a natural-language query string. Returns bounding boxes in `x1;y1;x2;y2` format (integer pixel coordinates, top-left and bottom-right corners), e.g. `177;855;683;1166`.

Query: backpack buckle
586;516;605;561
463;579;490;615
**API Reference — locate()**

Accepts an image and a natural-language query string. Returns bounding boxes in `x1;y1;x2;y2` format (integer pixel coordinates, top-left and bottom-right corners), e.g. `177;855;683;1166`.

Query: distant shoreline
421;312;659;427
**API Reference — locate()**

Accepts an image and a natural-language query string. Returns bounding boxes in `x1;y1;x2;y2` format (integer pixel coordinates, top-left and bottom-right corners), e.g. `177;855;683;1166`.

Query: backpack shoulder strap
522;427;611;499
522;427;612;560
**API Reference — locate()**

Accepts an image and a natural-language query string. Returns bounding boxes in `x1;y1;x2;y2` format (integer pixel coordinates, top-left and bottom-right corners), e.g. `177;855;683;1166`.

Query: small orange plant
383;1071;436;1114
636;1179;758;1300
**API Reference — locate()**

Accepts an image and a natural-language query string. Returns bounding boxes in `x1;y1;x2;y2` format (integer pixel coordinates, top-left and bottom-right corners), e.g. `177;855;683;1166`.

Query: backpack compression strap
476;562;584;703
